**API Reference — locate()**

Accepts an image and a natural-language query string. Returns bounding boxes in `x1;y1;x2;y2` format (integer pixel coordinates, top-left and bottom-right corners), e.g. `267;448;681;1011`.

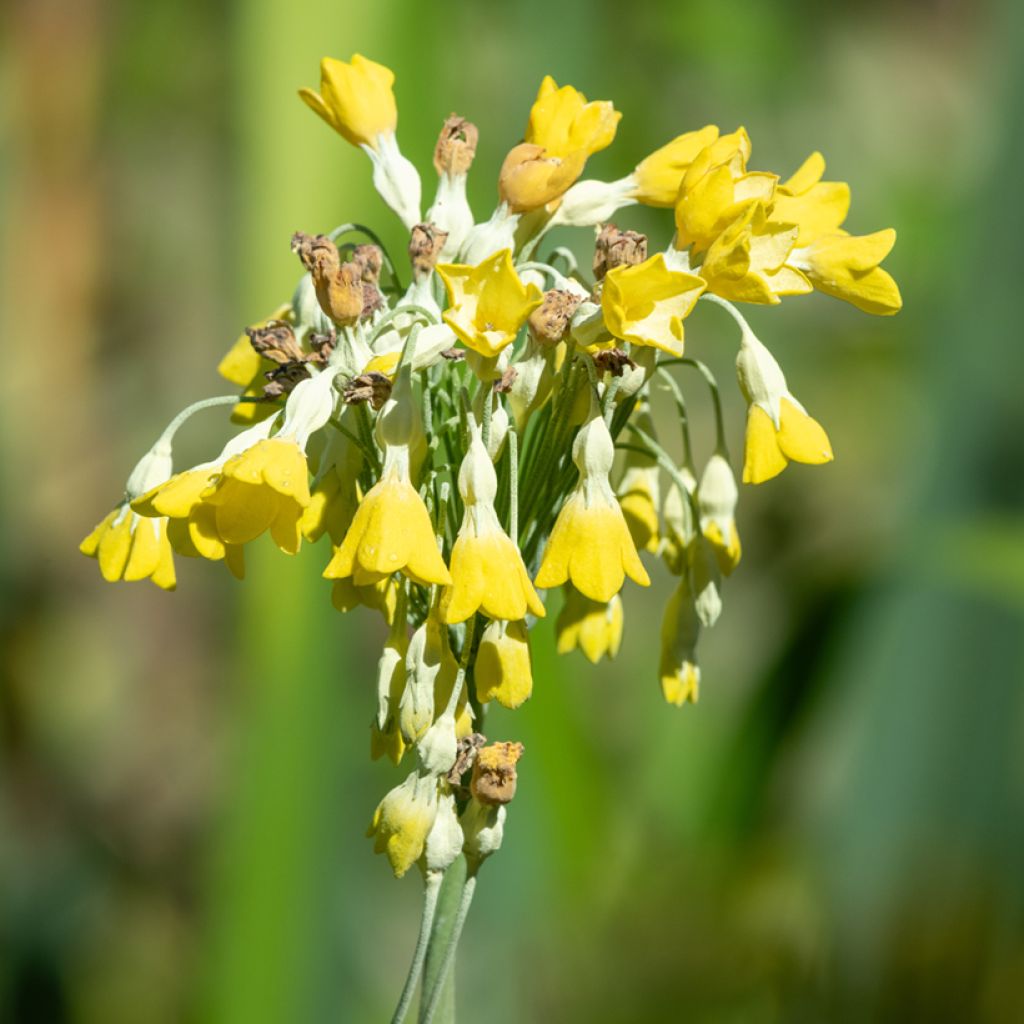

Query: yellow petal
777;398;833;466
80;508;117;557
123;516;161;581
305;54;397;150
633;125;720;207
475;620;533;709
97;509;133;582
743;405;787;485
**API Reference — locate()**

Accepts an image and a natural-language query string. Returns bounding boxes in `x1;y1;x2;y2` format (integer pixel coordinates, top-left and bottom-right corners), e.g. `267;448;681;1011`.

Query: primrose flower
602;253;706;356
697;453;741;574
771;152;851;247
475;619;533;709
736;324;833;484
535;409;650;603
632;125;721;206
436;250;544;359
368;770;439;878
81;444;177;590
300;54;421;229
555;589;623;664
325;369;450;587
441;429;543;624
659;574;702;706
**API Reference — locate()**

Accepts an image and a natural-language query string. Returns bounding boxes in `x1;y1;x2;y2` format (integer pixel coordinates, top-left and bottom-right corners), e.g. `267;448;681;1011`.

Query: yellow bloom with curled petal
299;54;397;151
660;576;701;706
202;438;311;555
535;410;650;602
498;143;587;213
699;203;809;306
556;588;623;663
441;428;544;624
736;325;833;484
790;228;902;315
80;505;176;590
771;152;850;247
673;129;772;253
526;75;620;162
475;619;533;709
436;250;543;358
632;125;720;207
368;771;438;878
602;253;706;357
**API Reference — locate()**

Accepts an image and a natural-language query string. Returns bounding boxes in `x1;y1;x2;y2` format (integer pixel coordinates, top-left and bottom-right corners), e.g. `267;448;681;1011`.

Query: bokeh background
2;0;1023;1021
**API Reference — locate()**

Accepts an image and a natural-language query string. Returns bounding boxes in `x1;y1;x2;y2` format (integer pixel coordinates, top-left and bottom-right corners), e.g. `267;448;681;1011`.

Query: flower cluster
82;52;899;1016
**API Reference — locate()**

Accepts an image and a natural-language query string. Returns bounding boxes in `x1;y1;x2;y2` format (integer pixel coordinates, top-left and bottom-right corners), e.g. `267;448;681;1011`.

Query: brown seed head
433;115;479;177
528;289;584;346
593;347;638;378
245;321;304;365
593;224;648;280
409;223;449;280
470;741;525;806
342;371;393;410
292;231;339;274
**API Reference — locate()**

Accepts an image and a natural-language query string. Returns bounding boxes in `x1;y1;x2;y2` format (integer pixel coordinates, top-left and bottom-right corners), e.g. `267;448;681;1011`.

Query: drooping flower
556;588;624;664
435;249;544;359
367;771;439;878
601;253;706;357
440;428;544;625
736;324;833;484
324;369;450;587
697;453;741;574
659;574;702;706
370;612;409;765
536;408;650;602
475;619;533;709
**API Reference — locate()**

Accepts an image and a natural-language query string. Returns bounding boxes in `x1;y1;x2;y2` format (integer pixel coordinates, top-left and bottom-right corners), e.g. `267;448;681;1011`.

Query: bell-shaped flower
555;588;623;663
440;428;544;624
699;203;809;305
300;431;363;545
736;325;833;484
601;253;706;357
421;790;464;875
324;369;451;587
436;249;544;359
616;406;661;553
398;613;453;744
81;444;177;590
659;574;702;706
299;54;421;228
697;453;741;574
200;370;336;555
632;125;720;207
367;770;439;878
475;619;533;709
535;408;650;602
660;467;698;576
788;228;902;316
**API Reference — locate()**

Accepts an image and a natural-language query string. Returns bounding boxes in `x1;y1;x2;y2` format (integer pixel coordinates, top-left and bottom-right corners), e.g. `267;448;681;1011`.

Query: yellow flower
299;54;397;151
498;76;620;213
535;411;650;602
660;471;698;577
300;435;363;545
697;453;741;574
331;574;399;623
601;253;706;357
673;129;774;253
441;429;544;624
475;619;533;709
367;771;438;878
371;620;409;765
324;466;450;587
789;228;902;316
436;250;544;358
80;505;176;591
771;152;850;247
202;437;311;555
632;125;720;207
133;466;246;579
699;203;809;306
526;75;620;161
617;409;661;553
660;576;701;706
555;588;623;663
736;325;833;484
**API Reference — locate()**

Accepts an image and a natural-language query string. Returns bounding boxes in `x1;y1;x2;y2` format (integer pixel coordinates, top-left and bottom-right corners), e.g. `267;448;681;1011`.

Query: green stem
419;868;478;1024
419;856;467;1023
390;871;444;1024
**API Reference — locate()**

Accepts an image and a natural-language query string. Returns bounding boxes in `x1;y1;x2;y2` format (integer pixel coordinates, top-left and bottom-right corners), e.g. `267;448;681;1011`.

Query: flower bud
368;770;439;878
422;789;464;874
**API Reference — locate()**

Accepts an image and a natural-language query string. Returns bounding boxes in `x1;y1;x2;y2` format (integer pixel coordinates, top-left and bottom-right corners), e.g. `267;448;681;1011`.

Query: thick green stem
419;856;467;1023
419;865;478;1024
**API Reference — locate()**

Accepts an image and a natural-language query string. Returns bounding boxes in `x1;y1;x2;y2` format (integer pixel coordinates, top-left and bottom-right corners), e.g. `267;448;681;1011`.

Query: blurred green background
2;0;1023;1021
